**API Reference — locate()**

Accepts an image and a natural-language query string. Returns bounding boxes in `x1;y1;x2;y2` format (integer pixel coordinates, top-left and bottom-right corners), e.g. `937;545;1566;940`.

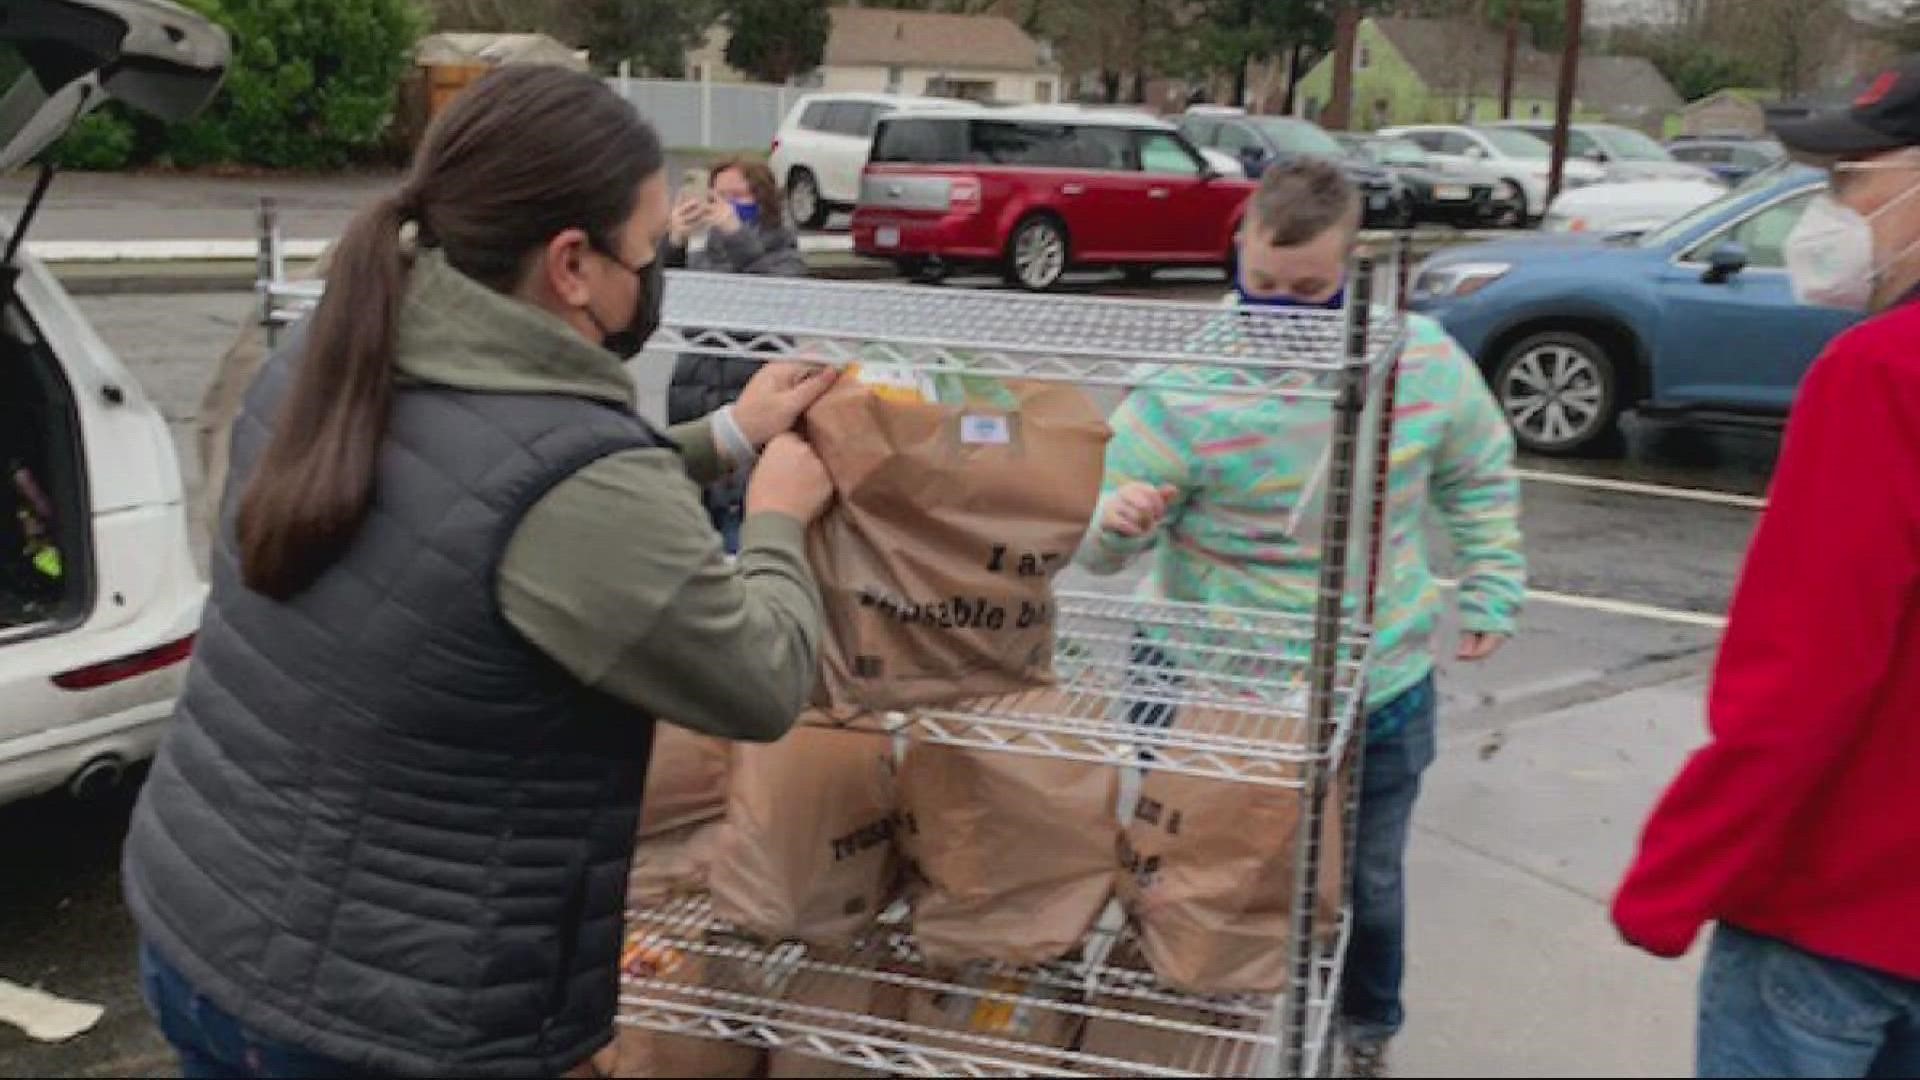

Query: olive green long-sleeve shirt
391;250;821;741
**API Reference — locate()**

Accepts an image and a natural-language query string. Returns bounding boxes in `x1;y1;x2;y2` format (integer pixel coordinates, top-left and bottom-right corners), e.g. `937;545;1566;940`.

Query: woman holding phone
663;158;809;549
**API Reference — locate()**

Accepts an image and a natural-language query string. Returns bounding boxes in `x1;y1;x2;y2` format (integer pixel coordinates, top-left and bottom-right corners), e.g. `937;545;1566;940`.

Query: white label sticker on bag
960;415;1012;445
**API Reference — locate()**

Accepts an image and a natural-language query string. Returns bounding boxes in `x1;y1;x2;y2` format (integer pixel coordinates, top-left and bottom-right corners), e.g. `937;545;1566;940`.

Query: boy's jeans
1341;675;1438;1047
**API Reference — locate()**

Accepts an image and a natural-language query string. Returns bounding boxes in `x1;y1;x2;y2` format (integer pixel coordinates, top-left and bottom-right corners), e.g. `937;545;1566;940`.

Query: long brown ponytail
238;66;664;599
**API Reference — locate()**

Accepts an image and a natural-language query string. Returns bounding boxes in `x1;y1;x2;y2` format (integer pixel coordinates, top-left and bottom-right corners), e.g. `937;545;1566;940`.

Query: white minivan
0;0;228;806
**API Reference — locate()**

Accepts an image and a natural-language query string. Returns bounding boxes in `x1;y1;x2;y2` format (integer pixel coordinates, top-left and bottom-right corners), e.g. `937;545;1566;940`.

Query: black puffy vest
123;335;664;1077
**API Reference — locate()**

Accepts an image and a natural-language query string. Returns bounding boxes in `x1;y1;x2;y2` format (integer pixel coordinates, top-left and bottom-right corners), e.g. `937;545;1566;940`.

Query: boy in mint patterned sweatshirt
1079;160;1525;1079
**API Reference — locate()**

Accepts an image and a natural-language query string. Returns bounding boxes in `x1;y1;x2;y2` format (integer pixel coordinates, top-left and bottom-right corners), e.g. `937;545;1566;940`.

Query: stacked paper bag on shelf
1116;709;1346;993
802;359;1110;714
625;725;732;908
764;957;912;1078
897;690;1119;967
598;935;765;1079
637;725;731;838
903;970;1084;1066
706;724;902;948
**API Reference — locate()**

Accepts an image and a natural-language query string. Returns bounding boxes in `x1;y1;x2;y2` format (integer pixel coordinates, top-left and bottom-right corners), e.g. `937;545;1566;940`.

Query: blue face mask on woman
731;199;760;227
1234;268;1346;310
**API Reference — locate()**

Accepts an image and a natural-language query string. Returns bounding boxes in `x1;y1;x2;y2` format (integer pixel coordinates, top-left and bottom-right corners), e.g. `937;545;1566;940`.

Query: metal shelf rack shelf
255;204;1411;1078
618;894;1351;1078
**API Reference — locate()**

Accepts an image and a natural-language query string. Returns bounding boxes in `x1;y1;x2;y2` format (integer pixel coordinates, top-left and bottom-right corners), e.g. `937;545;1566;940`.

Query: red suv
852;107;1255;291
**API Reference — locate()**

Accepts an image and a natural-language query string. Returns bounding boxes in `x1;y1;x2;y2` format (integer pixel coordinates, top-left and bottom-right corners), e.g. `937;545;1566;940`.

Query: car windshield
1254;118;1345;157
1594;126;1673;162
1638;160;1806;247
1479;126;1549;159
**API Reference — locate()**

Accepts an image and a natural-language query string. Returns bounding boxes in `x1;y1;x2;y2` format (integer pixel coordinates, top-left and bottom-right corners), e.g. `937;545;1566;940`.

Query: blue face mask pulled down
731;199;760;227
1235;269;1346;311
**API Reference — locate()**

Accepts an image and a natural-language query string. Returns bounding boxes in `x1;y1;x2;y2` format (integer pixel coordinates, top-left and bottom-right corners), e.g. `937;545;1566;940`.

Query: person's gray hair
1247;157;1362;247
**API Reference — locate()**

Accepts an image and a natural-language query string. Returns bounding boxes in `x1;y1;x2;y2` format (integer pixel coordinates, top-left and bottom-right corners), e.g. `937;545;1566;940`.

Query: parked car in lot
1487;120;1719;185
1542;178;1725;236
1338;133;1516;227
1412;163;1858;456
1;0;228;807
853;105;1255;290
1381;123;1606;225
770;91;970;229
1666;136;1786;185
1176;107;1405;227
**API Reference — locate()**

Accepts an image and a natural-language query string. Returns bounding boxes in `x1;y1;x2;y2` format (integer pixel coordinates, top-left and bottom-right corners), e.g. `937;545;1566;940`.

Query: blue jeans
1698;923;1920;1078
138;941;383;1079
1341;675;1438;1047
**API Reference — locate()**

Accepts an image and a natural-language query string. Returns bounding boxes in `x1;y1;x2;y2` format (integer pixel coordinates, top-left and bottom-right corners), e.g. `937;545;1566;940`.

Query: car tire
1493;180;1528;229
786;168;828;230
1005;215;1069;292
1492;330;1622;456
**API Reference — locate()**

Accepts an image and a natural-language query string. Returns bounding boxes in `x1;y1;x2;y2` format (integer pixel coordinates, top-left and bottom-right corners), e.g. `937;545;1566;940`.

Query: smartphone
683;168;708;196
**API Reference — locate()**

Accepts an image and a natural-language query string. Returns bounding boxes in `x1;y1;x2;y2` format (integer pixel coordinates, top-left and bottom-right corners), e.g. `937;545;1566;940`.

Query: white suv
1380;123;1608;224
0;0;228;806
769;92;968;229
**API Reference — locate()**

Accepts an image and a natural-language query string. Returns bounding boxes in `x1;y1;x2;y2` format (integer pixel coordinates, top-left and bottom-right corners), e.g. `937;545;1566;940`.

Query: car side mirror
1585;149;1610;163
1703;241;1749;284
1464;146;1487;160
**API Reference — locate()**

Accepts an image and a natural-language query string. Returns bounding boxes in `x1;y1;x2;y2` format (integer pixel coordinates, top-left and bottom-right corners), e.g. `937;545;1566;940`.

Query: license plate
1435;185;1470;201
876;226;900;248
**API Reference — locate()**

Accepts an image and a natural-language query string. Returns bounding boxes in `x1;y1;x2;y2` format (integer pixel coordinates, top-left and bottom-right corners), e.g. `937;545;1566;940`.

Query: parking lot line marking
1517;469;1768;511
1438;578;1729;630
0;979;104;1042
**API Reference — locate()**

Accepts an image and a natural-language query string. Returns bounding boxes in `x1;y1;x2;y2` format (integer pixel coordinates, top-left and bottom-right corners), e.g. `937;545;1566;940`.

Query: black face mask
587;244;663;358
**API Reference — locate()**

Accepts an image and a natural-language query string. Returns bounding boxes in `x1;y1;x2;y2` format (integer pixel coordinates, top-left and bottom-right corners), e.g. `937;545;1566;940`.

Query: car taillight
948;177;982;213
53;634;195;691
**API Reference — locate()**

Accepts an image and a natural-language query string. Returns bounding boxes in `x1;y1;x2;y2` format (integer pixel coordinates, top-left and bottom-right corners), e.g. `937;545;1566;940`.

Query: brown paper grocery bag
802;377;1110;713
638;725;730;839
901;975;1082;1066
1075;992;1260;1072
1116;710;1345;993
625;818;721;911
765;963;910;1078
707;724;901;947
600;943;764;1078
897;693;1119;968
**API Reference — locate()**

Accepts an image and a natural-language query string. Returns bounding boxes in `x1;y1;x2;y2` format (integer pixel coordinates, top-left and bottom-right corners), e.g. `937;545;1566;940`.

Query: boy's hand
1102;483;1179;538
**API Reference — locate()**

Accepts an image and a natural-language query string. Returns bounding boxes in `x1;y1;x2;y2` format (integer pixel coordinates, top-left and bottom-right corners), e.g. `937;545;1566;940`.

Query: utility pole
1327;0;1359;130
1546;0;1583;206
1500;6;1519;119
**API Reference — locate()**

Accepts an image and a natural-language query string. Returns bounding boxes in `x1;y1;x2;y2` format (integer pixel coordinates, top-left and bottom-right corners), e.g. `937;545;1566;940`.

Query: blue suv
1411;162;1860;455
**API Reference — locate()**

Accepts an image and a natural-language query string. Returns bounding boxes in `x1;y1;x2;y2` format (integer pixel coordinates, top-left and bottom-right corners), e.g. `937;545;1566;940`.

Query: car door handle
1061;183;1085;196
1149;188;1170;199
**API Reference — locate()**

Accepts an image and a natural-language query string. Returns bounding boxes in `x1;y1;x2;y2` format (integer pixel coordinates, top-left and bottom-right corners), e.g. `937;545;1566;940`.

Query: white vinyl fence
608;75;801;151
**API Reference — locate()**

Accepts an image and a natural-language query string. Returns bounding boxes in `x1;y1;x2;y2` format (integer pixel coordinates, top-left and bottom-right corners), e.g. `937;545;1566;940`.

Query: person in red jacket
1612;56;1920;1079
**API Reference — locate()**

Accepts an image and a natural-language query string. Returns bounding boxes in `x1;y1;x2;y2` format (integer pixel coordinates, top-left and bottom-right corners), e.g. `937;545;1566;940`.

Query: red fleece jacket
1612;301;1920;981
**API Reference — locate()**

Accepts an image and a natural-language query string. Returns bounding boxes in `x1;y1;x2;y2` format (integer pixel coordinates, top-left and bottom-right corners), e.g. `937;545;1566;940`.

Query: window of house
1036;80;1054;104
1357;44;1372;71
887;65;903;94
1530;102;1544;119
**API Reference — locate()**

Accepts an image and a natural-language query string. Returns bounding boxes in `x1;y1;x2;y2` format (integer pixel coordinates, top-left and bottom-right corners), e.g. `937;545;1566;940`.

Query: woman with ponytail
123;66;836;1078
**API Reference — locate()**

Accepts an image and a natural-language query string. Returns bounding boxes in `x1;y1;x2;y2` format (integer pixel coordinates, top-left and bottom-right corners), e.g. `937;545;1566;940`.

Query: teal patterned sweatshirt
1078;310;1527;718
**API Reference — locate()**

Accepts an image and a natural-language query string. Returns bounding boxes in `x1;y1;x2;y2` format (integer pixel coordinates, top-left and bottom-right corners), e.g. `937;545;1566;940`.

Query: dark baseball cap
1775;55;1920;158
